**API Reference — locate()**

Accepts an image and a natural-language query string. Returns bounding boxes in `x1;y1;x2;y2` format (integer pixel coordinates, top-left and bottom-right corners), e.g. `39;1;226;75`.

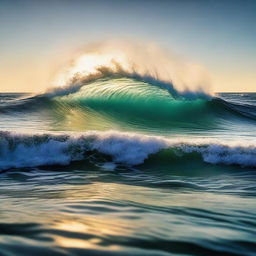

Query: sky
0;0;255;92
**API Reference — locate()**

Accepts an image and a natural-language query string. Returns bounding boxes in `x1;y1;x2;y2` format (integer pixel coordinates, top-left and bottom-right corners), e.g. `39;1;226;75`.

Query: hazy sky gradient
0;0;255;92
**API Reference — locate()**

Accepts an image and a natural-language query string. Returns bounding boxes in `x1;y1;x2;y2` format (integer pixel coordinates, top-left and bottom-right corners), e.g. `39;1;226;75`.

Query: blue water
0;79;256;256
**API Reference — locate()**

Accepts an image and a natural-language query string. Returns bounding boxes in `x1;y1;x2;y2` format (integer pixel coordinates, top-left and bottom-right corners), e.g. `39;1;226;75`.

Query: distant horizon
0;0;255;93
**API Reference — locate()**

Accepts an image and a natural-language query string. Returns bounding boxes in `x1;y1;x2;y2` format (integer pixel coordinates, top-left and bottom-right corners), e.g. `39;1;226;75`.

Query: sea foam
0;131;255;170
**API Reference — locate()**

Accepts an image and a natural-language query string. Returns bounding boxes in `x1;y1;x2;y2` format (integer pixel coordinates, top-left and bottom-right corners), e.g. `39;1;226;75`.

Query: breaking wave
0;130;255;170
45;40;210;99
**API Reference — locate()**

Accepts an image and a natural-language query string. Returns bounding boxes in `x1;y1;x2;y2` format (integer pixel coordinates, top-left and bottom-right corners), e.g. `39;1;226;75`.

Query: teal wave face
51;77;255;133
0;77;255;136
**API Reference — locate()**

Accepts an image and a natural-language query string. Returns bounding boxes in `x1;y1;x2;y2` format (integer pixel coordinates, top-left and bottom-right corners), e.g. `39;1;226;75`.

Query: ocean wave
0;130;255;170
1;76;255;130
47;78;256;132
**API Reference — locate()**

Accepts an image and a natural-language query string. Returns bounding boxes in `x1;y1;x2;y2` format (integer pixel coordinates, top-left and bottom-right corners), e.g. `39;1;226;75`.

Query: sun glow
73;53;117;74
55;51;127;87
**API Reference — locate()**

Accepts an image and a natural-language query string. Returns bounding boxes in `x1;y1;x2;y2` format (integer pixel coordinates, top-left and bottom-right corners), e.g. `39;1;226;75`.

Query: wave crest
45;41;211;100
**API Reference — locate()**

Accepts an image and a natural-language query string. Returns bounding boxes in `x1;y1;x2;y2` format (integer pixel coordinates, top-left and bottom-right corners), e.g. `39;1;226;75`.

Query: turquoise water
0;78;256;255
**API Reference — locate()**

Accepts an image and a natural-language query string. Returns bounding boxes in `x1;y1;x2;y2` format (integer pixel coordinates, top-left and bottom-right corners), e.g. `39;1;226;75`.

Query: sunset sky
0;0;255;92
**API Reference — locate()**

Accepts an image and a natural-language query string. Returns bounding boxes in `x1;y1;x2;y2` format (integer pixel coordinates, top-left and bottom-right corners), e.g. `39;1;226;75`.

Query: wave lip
45;69;210;100
45;41;211;100
0;131;256;170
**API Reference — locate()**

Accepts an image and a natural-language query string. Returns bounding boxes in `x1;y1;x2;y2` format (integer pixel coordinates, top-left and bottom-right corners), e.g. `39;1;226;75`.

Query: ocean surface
0;77;256;256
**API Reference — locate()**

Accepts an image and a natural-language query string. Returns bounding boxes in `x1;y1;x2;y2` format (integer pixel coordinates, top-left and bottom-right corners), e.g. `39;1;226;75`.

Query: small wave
0;130;255;170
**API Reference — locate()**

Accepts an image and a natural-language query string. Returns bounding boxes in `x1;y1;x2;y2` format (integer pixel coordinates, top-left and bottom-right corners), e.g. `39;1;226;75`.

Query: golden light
54;51;128;87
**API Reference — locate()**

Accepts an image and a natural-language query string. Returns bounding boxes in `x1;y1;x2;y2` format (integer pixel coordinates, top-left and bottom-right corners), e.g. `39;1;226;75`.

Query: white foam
0;130;255;170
